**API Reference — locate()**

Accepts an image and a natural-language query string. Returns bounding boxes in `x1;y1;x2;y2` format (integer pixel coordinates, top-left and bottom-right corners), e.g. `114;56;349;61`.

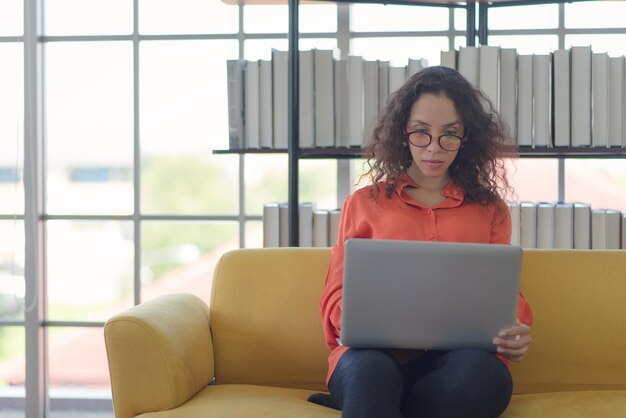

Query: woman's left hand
492;322;532;362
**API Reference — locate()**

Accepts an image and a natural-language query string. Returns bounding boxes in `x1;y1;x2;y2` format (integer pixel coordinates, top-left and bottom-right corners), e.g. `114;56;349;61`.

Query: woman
312;66;532;418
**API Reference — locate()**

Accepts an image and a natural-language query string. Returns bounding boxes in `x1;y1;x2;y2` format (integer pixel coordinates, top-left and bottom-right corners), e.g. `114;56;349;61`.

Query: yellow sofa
105;249;626;418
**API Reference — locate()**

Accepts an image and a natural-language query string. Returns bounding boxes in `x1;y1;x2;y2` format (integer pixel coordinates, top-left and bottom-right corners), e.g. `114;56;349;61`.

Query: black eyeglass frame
403;130;468;152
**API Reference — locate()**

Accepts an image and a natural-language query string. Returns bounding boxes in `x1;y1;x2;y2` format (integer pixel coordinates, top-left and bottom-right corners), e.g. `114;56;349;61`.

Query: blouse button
425;208;432;215
428;233;435;240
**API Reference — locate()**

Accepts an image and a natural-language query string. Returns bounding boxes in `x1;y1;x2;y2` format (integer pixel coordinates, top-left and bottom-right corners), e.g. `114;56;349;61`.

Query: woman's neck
406;166;450;192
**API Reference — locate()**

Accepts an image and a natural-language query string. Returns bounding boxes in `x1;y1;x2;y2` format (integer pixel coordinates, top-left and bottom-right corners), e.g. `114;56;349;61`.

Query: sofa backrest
210;248;331;392
210;248;626;394
510;250;626;394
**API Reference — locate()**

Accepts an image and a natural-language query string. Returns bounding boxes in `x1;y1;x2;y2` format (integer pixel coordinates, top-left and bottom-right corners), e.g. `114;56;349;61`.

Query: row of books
263;202;341;248
263;201;626;249
229;45;626;152
228;49;428;151
508;202;625;249
445;45;626;148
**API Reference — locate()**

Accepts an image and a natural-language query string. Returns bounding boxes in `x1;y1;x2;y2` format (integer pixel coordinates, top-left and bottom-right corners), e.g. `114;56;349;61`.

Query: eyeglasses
404;130;466;152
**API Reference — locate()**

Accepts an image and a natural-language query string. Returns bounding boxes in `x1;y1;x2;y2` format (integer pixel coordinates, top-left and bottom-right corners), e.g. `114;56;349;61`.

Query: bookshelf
218;0;618;246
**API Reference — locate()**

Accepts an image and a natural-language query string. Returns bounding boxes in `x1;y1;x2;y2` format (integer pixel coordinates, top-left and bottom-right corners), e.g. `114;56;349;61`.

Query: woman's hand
492;322;532;362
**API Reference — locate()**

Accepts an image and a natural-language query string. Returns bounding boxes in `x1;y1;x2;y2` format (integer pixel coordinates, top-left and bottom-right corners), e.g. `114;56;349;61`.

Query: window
11;2;626;417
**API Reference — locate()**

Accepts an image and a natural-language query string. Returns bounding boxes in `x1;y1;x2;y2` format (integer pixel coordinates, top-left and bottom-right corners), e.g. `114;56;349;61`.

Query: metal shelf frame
228;0;606;246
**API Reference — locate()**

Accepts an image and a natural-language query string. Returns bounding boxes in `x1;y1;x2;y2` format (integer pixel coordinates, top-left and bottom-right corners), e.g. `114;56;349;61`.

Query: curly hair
363;65;517;205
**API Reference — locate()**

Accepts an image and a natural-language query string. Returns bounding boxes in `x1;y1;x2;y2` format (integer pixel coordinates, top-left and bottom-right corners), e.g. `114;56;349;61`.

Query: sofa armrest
104;293;214;418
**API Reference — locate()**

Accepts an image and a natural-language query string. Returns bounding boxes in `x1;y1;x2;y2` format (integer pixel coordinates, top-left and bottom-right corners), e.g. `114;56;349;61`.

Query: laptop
340;238;522;352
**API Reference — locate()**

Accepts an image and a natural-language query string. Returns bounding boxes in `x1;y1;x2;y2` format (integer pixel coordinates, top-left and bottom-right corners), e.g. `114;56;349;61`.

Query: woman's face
404;92;463;185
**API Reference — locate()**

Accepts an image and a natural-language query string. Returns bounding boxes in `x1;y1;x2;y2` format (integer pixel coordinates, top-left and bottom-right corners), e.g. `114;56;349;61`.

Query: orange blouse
320;174;533;385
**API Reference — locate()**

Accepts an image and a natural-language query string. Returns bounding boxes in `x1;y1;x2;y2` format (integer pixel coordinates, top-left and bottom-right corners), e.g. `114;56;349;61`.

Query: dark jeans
327;348;513;418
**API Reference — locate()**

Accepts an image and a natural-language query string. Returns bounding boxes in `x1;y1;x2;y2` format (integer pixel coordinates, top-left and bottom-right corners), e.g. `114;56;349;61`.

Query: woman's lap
329;348;512;418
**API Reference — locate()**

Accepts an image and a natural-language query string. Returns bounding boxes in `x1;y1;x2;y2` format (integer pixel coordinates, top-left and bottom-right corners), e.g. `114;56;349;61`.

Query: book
507;201;521;246
554;202;574;249
312;210;330;247
606;210;622;249
571;46;592;147
378;60;390;113
262;202;280;248
347;55;364;147
517;55;534;147
573;202;591;249
279;202;289;247
363;60;379;146
272;49;289;149
458;46;479;86
244;60;260;149
334;59;349;147
407;57;428;78
533;54;551;147
440;50;457;69
609;56;624;147
314;49;336;148
499;48;517;138
227;59;246;150
479;45;500;110
592;209;607;249
329;209;341;246
592;52;609;147
520;202;537;248
298;202;316;247
299;50;315;149
552;49;570;147
388;65;406;95
536;202;555;249
259;59;273;148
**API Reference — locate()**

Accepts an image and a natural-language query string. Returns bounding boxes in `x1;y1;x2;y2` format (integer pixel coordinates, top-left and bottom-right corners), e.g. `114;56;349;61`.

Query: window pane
244;155;287;215
300;160;338;210
142;154;238;215
0;221;24;321
487;35;558;55
351;4;449;32
565;160;626;212
141;222;238;303
0;326;25;418
45;0;132;36
48;327;113;418
245;220;263;249
46;42;133;215
454;7;466;31
565;1;626;29
140;40;238;215
139;0;238;35
300;4;337;33
46;221;134;322
505;159;559;202
244;157;338;216
0;0;22;36
487;4;558;30
351;37;449;66
243;4;336;34
244;5;287;34
566;34;626;57
0;43;24;215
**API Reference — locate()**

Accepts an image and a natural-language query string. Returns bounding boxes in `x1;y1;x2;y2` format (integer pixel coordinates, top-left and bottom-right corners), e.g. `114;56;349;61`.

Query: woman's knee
329;349;405;418
335;348;403;383
407;349;512;418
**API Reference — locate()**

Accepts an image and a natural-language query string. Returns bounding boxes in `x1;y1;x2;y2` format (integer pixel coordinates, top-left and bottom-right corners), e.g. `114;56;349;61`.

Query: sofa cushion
137;384;341;418
503;391;626;417
510;250;626;394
